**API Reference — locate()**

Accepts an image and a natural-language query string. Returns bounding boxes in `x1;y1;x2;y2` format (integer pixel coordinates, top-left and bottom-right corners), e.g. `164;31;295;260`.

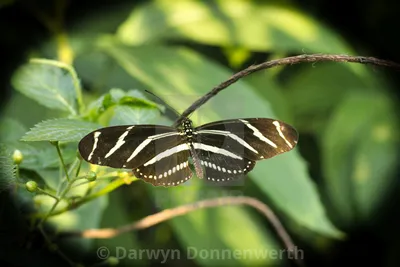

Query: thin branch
31;176;133;219
55;143;71;183
36;188;59;201
59;196;304;266
174;53;400;126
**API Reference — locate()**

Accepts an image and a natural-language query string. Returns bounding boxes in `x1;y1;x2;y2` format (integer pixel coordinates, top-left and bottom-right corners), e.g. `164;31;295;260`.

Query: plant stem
75;157;82;177
54;142;70;183
56;157;80;195
38;179;74;226
37;188;60;201
33;176;133;219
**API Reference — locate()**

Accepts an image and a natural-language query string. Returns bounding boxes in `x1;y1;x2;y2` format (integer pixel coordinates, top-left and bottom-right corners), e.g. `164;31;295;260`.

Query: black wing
134;149;193;186
193;146;256;185
79;125;193;186
193;118;298;184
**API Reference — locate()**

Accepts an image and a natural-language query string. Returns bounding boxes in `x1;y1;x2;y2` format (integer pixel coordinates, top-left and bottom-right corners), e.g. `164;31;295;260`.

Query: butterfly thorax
182;118;195;141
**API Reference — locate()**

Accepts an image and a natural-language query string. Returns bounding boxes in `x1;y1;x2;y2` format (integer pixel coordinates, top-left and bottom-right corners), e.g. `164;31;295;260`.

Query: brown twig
173;53;400;126
59;196;304;266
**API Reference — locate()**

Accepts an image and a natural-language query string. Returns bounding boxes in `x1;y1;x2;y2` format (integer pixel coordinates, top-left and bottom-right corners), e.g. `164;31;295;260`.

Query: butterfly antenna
144;90;182;119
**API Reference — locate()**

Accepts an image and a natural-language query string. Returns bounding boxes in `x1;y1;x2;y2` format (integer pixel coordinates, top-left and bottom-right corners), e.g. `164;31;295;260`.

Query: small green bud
25;181;38;192
12;149;23;165
86;171;97;181
107;257;119;266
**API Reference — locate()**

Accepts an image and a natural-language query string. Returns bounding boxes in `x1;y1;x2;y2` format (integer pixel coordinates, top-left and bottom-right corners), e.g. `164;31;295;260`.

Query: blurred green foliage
0;0;399;267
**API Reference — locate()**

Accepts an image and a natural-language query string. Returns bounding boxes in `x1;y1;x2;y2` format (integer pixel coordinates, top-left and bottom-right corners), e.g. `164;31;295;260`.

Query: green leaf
1;142;75;173
21;118;102;142
120;89;164;110
109;105;160;126
244;72;293;123
282;63;386;134
84;88;164;121
0;118;50;171
11;60;79;115
0;118;28;142
74;52;148;95
38;144;77;169
6;142;40;169
117;0;352;53
35;169;59;190
321;91;400;225
98;41;342;239
0;144;16;192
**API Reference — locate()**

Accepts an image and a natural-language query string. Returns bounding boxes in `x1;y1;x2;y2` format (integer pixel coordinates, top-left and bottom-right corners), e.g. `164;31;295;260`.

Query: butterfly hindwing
133;149;193;186
194;147;255;184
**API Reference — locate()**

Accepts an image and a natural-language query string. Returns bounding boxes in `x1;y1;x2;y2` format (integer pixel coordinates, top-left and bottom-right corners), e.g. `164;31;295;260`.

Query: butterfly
78;114;298;187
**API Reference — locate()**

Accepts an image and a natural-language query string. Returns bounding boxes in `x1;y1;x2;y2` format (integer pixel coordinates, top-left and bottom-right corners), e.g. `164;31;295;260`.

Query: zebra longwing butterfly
78;115;298;187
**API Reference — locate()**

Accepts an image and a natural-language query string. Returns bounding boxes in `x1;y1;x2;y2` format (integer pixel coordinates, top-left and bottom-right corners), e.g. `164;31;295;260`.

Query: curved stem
31;176;134;219
174;54;400;126
59;196;304;266
53;141;70;183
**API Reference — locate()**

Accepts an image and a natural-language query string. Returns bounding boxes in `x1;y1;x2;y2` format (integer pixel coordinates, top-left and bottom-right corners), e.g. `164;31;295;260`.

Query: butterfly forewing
195;118;298;161
78;125;184;169
191;118;298;184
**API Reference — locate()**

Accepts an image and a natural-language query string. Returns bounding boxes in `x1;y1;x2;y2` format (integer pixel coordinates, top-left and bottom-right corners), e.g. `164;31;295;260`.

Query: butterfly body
78;117;298;187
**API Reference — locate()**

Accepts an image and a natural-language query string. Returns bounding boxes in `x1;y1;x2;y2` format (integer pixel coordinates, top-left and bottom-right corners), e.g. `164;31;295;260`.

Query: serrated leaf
21;118;102;142
0;144;16;191
117;0;351;54
321;91;400;226
109;105;160;126
98;42;342;241
0;118;76;174
11;60;78;114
